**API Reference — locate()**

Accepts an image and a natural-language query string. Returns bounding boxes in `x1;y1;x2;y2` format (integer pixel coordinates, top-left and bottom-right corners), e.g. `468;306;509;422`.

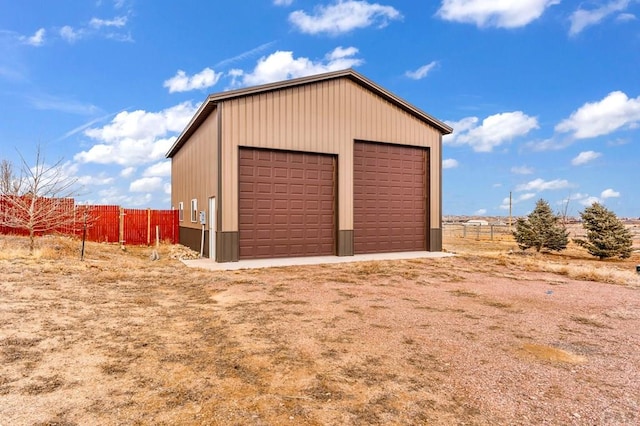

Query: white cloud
515;178;572;192
77;173;114;186
568;192;613;207
274;0;294;5
437;0;559;28
474;208;487;215
442;158;459;169
571;150;601;166
130;177;163;193
601;188;620;199
27;93;99;115
511;165;534;175
58;14;130;44
163;182;172;195
519;192;537;201
289;1;402;35
90;16;128;28
163;68;223;93
59;26;82;43
526;136;573;151
235;46;363;87
75;101;198;166
21;28;46;46
143;161;171;177
499;192;536;209
405;61;438;80
95;187;153;207
617;12;636;22
555;91;640;139
215;41;277;68
443;111;538;152
579;196;601;206
120;167;136;177
569;0;630;35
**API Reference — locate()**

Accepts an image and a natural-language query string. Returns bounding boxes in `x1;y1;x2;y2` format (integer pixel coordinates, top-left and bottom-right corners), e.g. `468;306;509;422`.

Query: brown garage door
354;141;428;254
238;148;336;259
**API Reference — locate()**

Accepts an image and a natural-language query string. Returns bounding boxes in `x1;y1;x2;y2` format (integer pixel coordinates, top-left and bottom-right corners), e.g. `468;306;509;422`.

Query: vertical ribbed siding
220;79;441;232
171;108;218;230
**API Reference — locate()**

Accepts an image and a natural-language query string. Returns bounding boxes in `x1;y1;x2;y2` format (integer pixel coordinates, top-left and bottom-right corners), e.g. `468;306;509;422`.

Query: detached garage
167;69;452;262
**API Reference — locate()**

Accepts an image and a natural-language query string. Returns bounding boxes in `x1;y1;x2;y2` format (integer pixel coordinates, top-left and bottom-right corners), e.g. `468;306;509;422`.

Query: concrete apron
182;251;455;271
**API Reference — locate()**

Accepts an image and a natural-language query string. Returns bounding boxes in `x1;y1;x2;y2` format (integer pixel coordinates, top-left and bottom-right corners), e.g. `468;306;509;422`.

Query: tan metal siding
171;108;218;230
220;78;441;232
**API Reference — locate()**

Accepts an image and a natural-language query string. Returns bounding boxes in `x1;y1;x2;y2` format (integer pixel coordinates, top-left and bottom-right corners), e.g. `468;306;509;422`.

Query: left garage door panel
239;148;336;259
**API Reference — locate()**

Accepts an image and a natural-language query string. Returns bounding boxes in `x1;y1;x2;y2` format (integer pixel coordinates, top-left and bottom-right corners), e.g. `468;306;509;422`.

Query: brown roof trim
166;69;452;158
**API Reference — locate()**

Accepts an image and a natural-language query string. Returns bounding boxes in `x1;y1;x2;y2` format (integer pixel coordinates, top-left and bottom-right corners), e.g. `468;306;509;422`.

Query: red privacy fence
0;197;178;245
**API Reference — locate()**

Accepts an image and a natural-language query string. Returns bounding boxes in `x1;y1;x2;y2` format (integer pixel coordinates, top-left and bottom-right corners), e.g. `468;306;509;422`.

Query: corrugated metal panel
220;78;441;232
171;107;218;230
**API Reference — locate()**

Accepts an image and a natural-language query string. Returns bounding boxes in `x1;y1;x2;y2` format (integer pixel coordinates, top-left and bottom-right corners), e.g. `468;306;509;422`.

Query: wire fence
443;222;640;247
443;223;512;241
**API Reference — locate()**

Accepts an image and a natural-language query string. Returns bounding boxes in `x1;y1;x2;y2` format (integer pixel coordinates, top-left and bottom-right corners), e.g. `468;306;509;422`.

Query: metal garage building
166;69;452;262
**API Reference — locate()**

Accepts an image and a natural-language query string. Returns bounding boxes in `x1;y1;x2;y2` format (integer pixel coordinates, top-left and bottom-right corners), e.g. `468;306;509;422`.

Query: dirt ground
1;235;639;425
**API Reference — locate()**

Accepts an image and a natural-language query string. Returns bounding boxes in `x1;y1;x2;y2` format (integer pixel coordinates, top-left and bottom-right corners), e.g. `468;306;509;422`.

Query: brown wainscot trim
429;228;442;252
216;231;239;262
179;227;202;255
338;230;354;256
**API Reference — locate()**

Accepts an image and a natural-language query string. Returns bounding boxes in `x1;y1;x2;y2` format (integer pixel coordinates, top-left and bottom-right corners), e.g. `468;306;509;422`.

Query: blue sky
1;1;638;218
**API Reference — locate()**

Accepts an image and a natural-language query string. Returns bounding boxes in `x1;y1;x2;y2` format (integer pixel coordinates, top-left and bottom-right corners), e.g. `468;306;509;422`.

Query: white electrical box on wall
199;211;206;225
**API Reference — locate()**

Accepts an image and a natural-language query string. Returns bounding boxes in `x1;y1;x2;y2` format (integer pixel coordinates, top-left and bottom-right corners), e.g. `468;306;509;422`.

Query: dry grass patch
449;289;479;298
519;343;587;364
570;315;611;329
1;234;639;424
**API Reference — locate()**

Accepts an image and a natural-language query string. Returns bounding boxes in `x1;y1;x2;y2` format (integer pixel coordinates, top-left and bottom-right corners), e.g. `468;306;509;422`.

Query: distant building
465;220;489;226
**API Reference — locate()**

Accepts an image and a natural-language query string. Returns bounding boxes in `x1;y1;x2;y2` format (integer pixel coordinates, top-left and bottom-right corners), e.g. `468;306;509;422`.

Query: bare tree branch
0;146;88;253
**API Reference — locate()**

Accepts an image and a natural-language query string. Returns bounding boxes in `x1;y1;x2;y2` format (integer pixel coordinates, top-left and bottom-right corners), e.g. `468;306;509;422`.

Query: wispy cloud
20;28;46;46
405;61;438;80
437;0;560;29
567;188;621;207
511;165;534;175
59;26;82;43
515;178;573;192
53;112;119;143
27;93;100;115
90;16;128;28
571;150;601;166
214;41;277;68
499;192;537;210
569;0;631;36
289;1;402;35
57;9;132;44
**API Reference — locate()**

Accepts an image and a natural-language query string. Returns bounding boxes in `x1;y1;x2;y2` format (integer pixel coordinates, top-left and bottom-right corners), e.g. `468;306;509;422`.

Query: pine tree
513;199;568;252
574;203;633;259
